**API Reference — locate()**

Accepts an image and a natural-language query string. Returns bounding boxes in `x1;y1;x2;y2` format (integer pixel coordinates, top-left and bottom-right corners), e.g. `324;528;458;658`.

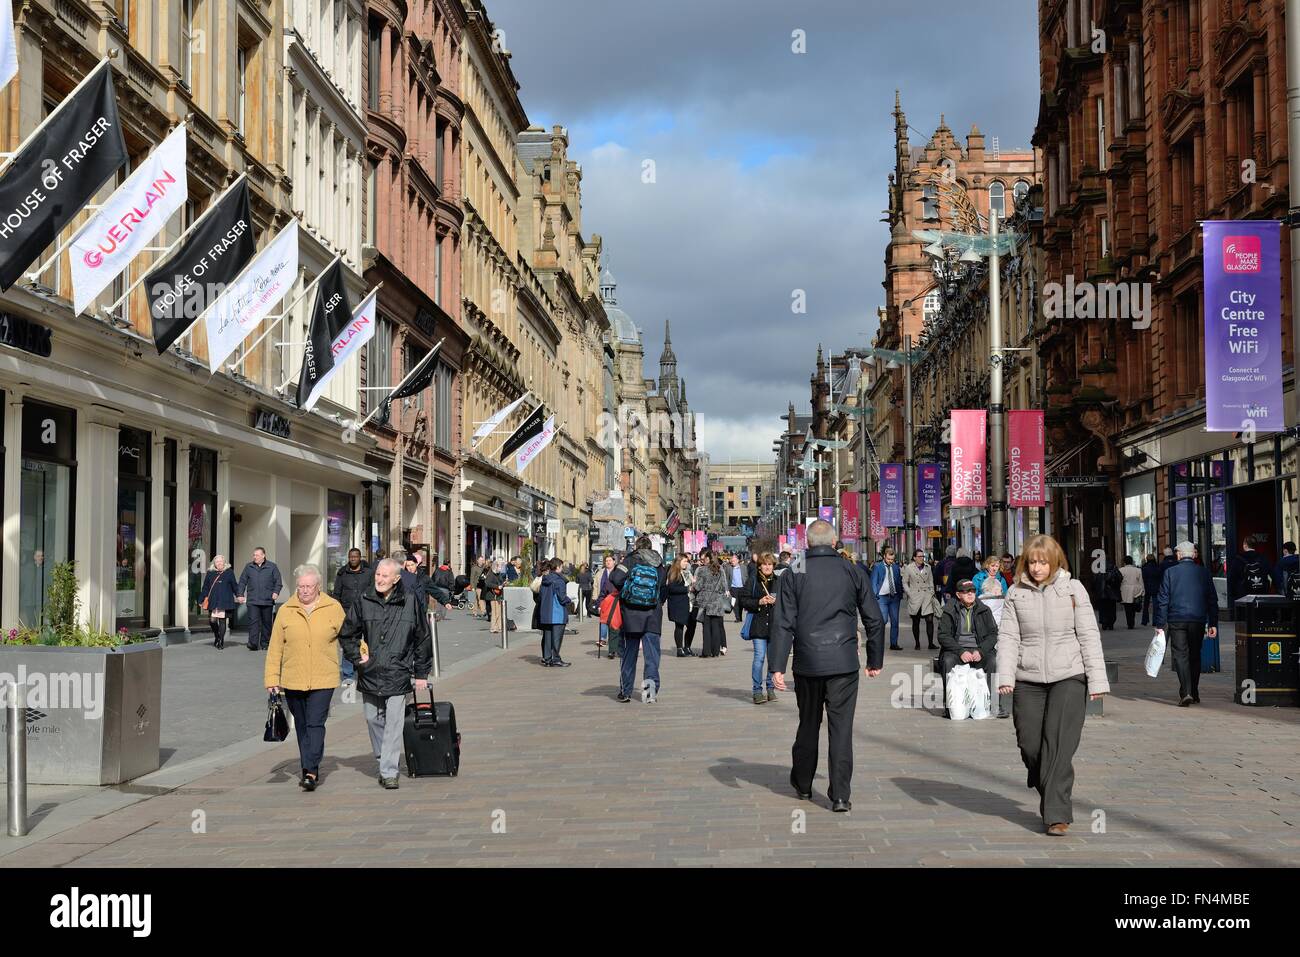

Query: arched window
1013;179;1029;209
922;184;938;220
923;290;941;324
988;181;1006;218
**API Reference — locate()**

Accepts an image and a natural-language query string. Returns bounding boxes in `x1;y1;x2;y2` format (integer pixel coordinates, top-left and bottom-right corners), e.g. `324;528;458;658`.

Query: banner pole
233;253;339;371
0;58;114;178
355;335;443;429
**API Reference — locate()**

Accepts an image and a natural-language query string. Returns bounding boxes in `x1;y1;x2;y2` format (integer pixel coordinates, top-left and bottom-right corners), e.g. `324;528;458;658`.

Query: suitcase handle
411;684;439;727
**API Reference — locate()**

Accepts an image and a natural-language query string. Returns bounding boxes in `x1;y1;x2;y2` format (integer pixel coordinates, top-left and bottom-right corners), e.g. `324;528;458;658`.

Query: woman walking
902;549;940;651
738;552;779;703
664;555;694;657
576;563;594;620
691;552;731;658
264;565;347;792
200;555;238;649
996;535;1110;835
597;554;620;658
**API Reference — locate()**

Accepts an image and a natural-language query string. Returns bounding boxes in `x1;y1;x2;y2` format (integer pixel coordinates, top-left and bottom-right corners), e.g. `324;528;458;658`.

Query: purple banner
1203;221;1284;431
1210;460;1232;526
818;505;835;527
880;463;904;526
917;463;942;527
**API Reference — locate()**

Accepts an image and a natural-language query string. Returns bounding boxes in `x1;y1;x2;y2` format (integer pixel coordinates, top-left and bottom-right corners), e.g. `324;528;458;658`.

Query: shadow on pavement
707;687;761;705
579;685;622;698
707;757;801;800
891;776;1042;833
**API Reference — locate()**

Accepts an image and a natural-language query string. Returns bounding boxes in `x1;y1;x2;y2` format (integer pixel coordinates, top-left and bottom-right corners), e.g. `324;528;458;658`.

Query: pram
451;574;474;611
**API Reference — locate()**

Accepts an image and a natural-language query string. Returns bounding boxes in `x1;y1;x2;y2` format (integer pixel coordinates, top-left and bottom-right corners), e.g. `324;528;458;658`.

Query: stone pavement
3;614;1299;867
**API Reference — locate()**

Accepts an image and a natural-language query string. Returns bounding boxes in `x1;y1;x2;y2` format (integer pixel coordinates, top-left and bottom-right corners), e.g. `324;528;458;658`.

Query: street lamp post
903;333;915;556
988;210;1008;559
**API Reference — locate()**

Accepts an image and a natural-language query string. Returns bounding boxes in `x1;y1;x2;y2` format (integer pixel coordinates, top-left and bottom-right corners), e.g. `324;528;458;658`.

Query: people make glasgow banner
950;409;987;508
1202;221;1283;432
1007;410;1046;507
146;177;256;353
69;123;188;314
0;60;127;290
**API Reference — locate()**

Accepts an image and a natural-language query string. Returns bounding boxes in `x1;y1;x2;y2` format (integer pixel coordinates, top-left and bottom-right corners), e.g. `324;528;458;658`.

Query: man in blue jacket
236;546;282;651
538;558;575;668
1153;541;1219;707
870;545;903;651
609;537;667;703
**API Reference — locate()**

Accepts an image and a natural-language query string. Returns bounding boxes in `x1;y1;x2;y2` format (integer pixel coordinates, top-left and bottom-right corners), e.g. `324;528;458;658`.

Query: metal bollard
429;611;441;679
500;599;508;650
7;681;28;838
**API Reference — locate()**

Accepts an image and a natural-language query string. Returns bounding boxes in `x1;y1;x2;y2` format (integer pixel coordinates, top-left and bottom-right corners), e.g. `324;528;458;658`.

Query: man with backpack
1228;535;1274;603
1274;541;1299;594
608;536;668;703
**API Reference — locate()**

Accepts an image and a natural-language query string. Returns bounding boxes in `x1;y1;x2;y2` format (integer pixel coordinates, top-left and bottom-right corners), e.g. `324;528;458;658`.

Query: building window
368;315;393;426
1096;97;1107;169
1012;179;1029;210
435;118;445;193
181;0;197;89
368;18;382;110
188;447;217;622
988;181;1005;219
922;184;938;220
116;426;151;630
162;438;177;627
434;362;453;452
1128;41;1144;121
19;401;77;629
236;45;248;137
1114;61;1128;130
365;158;377;246
1100;217;1110;259
434;237;442;306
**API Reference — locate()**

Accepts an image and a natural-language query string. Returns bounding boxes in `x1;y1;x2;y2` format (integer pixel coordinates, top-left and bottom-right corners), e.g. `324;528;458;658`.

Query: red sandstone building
361;0;468;564
1033;0;1297;598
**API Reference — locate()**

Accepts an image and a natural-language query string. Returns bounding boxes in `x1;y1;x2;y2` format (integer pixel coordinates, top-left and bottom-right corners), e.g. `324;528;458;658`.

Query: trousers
246;603;274;649
542;623;566;662
910;612;934;647
362;692;407;780
791;670;859;803
1011;675;1087;825
619;631;661;697
283;687;333;776
1168;621;1205;699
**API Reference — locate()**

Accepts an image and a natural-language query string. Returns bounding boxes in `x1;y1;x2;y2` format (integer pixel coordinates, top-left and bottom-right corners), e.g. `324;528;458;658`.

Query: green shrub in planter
3;561;148;647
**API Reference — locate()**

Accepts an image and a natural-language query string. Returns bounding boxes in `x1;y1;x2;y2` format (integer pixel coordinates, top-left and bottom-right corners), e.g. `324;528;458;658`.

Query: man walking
870;545;903;651
339;558;432;788
237;546;282;651
609;535;668;703
770;520;884;812
1153;541;1218;707
330;548;372;681
729;554;747;622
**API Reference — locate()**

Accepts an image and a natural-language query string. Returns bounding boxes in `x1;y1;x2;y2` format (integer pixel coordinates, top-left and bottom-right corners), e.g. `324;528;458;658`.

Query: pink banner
869;492;887;541
840;490;861;540
794;524;807;550
778;534;787;552
1007;410;1046;507
950;409;987;508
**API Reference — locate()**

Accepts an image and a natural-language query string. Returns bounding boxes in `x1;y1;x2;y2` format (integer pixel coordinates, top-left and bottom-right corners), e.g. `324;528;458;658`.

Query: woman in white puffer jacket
996;534;1109;837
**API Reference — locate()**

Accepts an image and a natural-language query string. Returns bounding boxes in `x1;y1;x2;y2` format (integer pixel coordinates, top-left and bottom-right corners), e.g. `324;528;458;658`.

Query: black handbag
263;692;290;742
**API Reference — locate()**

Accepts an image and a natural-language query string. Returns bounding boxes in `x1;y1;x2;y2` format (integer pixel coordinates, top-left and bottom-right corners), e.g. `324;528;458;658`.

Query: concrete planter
0;642;163;785
504;586;538;632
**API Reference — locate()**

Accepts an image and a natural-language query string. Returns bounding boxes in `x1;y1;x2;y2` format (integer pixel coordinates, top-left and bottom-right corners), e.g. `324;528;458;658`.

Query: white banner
0;0;16;92
473;392;529;445
69;124;187;314
515;415;557;474
302;286;377;411
203;220;299;372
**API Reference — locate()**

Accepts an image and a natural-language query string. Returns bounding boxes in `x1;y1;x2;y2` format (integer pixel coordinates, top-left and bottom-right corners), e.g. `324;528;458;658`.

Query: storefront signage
0;312;53;357
252;407;291;439
1046;474;1105;487
1202;221;1284;431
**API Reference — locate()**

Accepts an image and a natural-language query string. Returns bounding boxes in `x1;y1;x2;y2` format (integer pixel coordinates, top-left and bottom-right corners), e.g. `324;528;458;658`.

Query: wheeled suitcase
403;686;461;777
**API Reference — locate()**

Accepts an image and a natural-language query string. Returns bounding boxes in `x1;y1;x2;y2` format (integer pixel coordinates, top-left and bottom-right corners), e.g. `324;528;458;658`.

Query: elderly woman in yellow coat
265;564;347;791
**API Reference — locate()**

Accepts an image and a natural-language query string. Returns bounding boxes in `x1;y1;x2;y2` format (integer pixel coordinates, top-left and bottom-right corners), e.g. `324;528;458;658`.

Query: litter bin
1233;596;1299;706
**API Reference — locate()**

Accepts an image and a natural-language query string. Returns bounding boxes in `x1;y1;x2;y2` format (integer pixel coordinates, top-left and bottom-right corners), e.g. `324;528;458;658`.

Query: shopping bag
740;612;754;640
1144;629;1166;678
945;664;975;720
263;692;289;742
968;668;992;719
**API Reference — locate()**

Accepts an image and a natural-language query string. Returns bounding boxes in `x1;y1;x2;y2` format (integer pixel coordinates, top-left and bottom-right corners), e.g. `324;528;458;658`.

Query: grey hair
376;557;402;575
957;548;971;558
390;548;408;562
294;564;322;585
210;554;226;568
806;519;835;547
1176;541;1196;558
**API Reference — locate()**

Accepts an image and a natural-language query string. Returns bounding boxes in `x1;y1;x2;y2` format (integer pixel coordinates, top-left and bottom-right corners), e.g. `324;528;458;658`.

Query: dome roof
608;305;639;343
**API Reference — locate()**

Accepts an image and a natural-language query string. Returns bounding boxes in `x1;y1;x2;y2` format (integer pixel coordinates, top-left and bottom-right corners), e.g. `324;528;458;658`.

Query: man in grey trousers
339;558;432;789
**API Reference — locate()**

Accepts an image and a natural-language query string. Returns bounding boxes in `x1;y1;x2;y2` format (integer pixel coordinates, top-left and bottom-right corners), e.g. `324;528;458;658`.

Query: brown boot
1046;822;1070;836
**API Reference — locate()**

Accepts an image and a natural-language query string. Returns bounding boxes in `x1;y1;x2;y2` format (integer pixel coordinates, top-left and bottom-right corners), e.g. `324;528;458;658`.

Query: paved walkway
3;615;1298;867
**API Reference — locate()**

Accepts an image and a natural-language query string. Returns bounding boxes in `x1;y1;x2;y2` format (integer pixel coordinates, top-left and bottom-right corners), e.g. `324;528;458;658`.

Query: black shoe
832;800;851;813
676;648;685;657
551;658;571;668
1192;694;1200;703
684;648;696;657
607;652;616;659
617;693;631;703
789;773;812;801
914;643;921;650
541;658;553;667
301;773;318;792
889;645;901;651
1179;695;1193;707
247;645;258;651
997;710;1010;718
928;642;937;650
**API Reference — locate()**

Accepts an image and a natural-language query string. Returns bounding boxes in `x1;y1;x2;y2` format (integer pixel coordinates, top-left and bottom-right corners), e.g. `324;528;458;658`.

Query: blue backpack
620;561;661;608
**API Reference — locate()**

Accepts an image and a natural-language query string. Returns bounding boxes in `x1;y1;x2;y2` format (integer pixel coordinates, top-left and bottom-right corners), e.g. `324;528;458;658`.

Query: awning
461;500;526;535
1046;436;1096;475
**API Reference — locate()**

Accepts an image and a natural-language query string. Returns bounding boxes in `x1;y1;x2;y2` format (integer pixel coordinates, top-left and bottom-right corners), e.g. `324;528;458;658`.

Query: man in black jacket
770;520;884;812
236;547;283;651
609;537;668;703
331;548;372;681
936;580;1004;718
339;559;432;789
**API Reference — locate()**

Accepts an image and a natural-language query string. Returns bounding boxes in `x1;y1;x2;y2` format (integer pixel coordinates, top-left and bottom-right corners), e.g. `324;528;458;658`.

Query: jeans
751;637;775;694
362;692;407;780
878;594;901;648
246;603;274;649
619;631;661;697
340;647;355;680
283;688;333;776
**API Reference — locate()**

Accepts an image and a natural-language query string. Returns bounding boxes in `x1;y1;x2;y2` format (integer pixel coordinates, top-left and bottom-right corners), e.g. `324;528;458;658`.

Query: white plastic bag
968;668;992;719
946;664;975;720
1145;629;1166;678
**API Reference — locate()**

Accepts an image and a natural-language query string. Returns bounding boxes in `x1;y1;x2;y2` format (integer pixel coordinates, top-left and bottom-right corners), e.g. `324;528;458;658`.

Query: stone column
1;390;23;628
216;450;232;564
175;439;191;631
149;431;167;628
75;411;119;631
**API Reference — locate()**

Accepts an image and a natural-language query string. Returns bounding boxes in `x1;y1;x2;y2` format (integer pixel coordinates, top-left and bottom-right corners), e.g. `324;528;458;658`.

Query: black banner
146;178;256;354
0;62;127;290
295;259;352;408
389;346;439;401
501;403;546;459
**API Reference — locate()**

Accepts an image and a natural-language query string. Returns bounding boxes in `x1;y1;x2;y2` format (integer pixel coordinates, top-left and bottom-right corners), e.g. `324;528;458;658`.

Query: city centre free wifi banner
1202;220;1283;432
0;60;127;290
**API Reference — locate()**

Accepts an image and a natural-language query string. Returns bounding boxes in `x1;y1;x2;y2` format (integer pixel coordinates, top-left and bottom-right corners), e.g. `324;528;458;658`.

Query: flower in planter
119;627;129;636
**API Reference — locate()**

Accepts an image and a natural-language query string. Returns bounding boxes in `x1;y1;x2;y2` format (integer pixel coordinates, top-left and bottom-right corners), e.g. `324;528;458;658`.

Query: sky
486;0;1040;461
